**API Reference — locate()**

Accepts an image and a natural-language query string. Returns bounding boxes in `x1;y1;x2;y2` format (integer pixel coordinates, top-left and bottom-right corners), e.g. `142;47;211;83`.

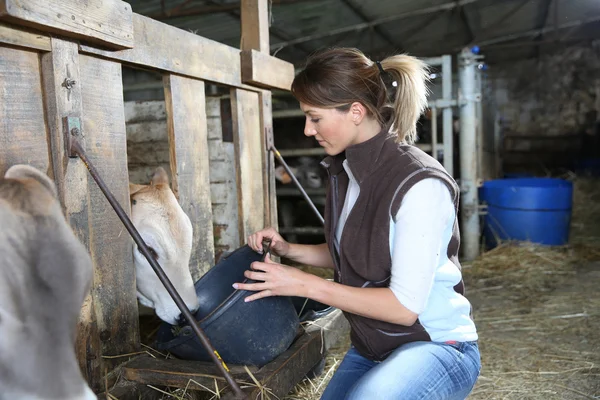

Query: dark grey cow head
0;165;96;400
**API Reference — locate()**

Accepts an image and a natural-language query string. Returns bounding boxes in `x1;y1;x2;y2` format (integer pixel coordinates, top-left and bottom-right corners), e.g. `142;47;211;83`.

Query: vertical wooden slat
40;38;102;390
259;90;278;229
79;54;140;376
164;74;214;279
240;0;269;53
0;45;49;174
231;88;264;242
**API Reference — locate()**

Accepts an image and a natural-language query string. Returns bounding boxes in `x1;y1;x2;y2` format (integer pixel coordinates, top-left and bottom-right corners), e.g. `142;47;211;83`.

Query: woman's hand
233;254;314;302
247;227;290;257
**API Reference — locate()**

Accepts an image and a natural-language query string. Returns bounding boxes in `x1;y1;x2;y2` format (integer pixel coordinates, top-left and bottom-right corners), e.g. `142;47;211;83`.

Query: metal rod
442;54;454;176
270;145;325;225
70;138;247;399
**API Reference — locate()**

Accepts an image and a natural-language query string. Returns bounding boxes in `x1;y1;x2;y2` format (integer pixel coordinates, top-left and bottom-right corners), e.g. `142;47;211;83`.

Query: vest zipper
331;175;342;282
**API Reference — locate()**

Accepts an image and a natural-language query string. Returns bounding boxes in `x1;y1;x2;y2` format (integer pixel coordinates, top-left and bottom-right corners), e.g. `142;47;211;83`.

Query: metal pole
442;54;454;176
270;145;325;226
458;48;481;261
70;138;247;400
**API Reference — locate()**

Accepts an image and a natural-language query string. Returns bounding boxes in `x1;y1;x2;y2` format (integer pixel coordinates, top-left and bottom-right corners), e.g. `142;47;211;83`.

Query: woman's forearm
306;275;418;325
285;243;334;269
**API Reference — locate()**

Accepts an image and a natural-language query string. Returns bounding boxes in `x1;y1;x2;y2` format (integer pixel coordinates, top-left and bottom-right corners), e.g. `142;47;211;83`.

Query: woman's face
300;103;358;156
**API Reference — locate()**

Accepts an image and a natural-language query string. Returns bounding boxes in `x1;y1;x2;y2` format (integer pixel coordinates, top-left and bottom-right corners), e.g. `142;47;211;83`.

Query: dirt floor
285;176;600;400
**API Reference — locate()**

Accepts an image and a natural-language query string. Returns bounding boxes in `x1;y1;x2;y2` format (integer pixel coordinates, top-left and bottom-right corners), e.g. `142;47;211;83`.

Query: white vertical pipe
475;71;484;180
458;48;480;261
431;106;438;161
442;55;454;176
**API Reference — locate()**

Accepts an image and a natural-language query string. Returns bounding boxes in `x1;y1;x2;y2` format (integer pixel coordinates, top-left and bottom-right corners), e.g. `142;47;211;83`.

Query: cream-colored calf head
129;167;199;325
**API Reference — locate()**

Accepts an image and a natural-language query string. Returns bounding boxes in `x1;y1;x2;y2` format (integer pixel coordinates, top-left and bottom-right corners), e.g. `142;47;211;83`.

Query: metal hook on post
66;124;247;399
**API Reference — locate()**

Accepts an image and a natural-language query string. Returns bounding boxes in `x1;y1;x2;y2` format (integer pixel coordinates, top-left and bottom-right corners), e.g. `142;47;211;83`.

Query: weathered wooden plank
126;120;168;143
259;90;278;229
240;0;269;53
79;55;140;380
122;356;257;390
0;0;134;49
80;14;242;88
0;22;50;51
127;141;170;165
0;45;49;174
231;89;264;243
40;38;103;390
124;100;166;124
164;74;214;279
241;49;295;91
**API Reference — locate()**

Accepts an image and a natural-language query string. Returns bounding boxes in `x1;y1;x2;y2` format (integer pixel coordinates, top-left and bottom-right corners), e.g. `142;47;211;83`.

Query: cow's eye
138;246;159;261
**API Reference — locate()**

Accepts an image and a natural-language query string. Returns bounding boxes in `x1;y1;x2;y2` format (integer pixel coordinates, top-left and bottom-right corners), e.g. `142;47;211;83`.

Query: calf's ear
151;167;170;187
5;165;58;199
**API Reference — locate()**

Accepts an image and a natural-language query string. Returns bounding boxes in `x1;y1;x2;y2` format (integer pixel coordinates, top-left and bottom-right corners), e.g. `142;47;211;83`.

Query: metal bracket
63;116;84;158
265;126;274;151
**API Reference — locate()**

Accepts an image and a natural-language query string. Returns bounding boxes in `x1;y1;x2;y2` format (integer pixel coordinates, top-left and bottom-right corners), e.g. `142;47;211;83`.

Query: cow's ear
4;165;58;199
151;167;169;187
129;183;146;196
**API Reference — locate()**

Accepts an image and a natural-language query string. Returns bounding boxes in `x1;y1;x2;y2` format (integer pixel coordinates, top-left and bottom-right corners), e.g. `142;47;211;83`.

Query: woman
233;48;481;399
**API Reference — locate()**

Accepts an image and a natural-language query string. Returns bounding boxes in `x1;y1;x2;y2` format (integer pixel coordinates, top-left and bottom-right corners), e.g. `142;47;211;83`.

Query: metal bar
431;106;438;161
458;48;480;261
70;138;247;400
270;145;325;225
270;0;481;50
442;55;454;176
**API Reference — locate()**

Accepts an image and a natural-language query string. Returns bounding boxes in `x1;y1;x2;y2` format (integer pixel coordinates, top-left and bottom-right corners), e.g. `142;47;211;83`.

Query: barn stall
0;0;347;399
2;0;600;399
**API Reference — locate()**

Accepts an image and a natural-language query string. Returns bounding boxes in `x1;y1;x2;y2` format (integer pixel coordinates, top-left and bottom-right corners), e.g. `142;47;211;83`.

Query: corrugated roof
125;0;600;65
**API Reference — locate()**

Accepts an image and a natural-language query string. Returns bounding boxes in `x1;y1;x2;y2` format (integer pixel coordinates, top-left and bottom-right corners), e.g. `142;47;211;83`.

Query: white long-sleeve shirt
335;160;478;342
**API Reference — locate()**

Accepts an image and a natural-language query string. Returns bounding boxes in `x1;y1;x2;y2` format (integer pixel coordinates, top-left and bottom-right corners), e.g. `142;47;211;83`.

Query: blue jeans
321;341;481;400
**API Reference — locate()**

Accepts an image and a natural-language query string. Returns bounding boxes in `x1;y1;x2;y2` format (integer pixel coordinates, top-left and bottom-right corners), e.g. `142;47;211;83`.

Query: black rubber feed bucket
155;245;300;367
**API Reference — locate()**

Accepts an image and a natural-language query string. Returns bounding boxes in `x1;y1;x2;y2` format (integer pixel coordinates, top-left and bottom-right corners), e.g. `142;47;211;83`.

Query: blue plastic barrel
479;178;573;248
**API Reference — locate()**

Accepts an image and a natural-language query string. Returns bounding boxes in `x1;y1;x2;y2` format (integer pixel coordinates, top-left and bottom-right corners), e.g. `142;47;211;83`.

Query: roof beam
270;0;481;51
339;0;398;49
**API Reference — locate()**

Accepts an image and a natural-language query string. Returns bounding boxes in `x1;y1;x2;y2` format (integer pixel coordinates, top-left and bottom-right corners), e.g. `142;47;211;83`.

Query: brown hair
291;48;430;144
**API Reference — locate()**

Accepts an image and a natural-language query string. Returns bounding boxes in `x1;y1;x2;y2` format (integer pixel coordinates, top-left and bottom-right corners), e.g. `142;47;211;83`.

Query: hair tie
375;60;385;74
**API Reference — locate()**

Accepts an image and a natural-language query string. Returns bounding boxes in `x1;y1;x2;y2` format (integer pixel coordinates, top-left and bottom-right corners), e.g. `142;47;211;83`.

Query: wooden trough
0;0;348;397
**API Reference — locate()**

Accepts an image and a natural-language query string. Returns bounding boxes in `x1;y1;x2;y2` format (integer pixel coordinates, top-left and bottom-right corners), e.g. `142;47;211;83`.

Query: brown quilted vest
321;130;464;361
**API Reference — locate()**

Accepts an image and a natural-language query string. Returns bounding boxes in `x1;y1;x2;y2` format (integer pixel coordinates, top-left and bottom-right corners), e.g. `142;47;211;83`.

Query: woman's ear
349;102;367;125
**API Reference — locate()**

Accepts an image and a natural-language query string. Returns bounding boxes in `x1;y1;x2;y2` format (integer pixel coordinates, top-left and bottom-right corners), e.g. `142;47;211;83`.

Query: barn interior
0;0;599;399
123;1;600;398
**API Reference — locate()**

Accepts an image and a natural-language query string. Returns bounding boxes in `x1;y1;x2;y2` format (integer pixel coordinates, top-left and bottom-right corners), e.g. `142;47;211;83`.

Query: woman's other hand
247;227;290;257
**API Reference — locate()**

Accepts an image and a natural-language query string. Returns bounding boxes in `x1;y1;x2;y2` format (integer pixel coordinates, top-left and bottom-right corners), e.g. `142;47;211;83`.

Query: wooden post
0;45;49;174
40;38;103;391
240;0;270;53
240;0;279;232
231;88;264;242
79;54;140;386
164;74;215;279
260;90;278;229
